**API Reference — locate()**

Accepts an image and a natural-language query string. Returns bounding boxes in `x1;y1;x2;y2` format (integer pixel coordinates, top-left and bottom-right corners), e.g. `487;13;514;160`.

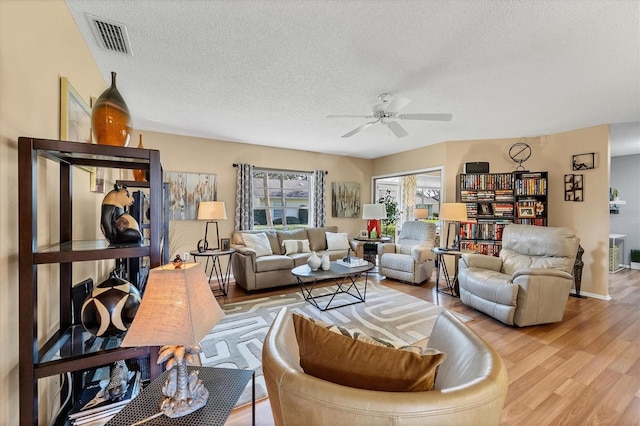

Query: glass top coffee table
291;261;374;311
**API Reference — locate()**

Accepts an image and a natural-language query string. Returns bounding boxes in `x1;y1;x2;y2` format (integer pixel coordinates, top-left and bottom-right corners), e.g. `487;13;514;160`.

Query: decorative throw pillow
282;239;311;255
292;313;446;392
325;232;350;251
242;232;273;257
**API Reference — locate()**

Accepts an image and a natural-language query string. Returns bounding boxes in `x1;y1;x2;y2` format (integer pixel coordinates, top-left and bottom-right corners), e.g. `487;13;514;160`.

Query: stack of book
68;371;141;426
337;257;368;268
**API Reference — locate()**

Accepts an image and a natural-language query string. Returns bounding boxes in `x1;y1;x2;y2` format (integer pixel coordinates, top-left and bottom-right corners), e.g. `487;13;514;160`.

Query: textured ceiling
65;0;640;159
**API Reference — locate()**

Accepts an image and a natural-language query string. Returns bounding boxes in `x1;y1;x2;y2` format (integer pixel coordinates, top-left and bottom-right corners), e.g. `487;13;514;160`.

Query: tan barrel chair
262;307;508;426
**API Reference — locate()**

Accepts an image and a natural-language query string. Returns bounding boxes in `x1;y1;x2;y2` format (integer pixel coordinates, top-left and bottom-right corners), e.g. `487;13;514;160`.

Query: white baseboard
570;289;612;301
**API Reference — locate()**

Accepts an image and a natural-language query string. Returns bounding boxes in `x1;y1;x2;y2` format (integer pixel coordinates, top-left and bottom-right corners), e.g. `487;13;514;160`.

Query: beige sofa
458;224;580;327
263;307;508;425
230;226;352;292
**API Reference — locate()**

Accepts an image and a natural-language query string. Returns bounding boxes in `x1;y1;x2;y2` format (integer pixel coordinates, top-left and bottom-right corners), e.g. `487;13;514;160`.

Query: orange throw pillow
292;313;446;392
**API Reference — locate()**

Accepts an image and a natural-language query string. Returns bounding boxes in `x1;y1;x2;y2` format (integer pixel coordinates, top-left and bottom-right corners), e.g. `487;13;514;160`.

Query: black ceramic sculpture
100;184;143;245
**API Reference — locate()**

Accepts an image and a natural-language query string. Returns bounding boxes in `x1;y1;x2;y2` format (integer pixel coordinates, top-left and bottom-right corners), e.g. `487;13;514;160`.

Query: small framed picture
359;230;368;238
220;238;230;251
517;206;536;218
572;152;595;170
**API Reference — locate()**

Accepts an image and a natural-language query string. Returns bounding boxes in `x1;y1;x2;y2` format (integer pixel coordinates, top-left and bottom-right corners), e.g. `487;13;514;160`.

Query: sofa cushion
325;232;350;251
292;313;446;392
282;239;311;255
242;232;273;257
307;226;338;251
277;228;309;247
255;255;295;272
235;229;281;255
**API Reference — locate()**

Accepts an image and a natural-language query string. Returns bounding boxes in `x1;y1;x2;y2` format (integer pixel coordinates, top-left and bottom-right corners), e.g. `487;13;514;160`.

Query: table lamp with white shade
197;201;227;252
121;262;224;419
439;203;468;250
362;203;387;239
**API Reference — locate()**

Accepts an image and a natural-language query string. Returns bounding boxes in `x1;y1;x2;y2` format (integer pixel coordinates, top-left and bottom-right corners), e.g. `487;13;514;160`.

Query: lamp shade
121;262;224;347
414;208;430;219
362;203;387;220
197;201;227;220
439;203;468;222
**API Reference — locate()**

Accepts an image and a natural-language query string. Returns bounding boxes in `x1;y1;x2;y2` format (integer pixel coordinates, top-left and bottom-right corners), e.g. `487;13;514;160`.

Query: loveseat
263;307;508;425
230;226;352;292
458;224;580;327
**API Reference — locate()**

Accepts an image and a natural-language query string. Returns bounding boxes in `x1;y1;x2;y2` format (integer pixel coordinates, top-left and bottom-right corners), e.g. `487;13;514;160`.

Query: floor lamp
197;201;227;252
439;203;468;250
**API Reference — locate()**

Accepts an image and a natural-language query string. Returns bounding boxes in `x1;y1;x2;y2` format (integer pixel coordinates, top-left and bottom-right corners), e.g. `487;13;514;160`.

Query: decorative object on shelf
439;203;468;250
307;251;322;271
122;263;225;418
509;142;531;171
362;203;387;239
331;182;361;218
517;206;536;218
197;201;227;252
564;174;584;202
91;71;131;147
81;271;141;337
100;184;143;245
104;360;131;401
321;253;330;270
132;135;148;182
572;152;595;170
165;171;218;220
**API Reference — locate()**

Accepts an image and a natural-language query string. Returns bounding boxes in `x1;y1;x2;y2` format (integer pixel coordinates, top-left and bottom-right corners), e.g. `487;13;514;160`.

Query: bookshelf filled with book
458;171;548;256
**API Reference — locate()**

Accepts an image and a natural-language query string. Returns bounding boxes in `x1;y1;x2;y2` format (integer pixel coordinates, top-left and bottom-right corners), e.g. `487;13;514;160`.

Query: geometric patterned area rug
199;281;468;407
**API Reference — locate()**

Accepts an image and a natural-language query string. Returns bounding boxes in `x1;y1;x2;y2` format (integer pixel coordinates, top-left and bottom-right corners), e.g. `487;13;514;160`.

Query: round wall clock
509;142;531;170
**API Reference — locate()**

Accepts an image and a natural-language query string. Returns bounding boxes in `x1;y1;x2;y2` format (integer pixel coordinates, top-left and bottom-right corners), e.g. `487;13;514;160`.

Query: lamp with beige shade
197;201;227;252
439;203;468;250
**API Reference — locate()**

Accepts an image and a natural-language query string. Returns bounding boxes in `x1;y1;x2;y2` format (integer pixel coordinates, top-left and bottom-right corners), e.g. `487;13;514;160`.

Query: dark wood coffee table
291;261;374;311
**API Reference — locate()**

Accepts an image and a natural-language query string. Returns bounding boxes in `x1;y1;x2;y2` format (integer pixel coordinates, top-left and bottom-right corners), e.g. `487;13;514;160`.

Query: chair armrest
412;246;435;263
460;253;502;272
512;268;573;280
378;243;397;255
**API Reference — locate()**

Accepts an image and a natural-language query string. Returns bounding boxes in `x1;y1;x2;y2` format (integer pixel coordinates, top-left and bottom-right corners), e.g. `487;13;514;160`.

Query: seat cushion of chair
380;253;416;273
458;267;518;306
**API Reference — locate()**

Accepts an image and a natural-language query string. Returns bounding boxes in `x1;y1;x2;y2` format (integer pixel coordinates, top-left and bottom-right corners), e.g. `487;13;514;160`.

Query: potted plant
378;190;399;238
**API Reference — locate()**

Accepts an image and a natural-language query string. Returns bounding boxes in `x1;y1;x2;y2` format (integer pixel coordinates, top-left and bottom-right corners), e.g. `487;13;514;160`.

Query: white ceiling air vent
86;14;132;55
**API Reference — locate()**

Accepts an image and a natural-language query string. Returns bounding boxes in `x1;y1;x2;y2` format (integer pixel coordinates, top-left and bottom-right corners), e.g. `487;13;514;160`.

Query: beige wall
0;2;612;425
372;128;611;298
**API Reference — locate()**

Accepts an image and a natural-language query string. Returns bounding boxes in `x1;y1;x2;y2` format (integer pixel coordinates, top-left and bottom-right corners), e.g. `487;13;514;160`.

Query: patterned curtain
312;170;327;227
402;175;417;226
235;163;254;230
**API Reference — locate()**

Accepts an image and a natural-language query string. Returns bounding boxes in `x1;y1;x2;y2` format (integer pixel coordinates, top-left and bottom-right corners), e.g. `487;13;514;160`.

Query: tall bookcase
18;137;164;425
458;171;548;256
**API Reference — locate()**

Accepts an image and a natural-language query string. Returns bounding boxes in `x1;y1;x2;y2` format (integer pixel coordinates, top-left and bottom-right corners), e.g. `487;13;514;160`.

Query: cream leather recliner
262;307;508;426
378;221;436;284
458;224;580;327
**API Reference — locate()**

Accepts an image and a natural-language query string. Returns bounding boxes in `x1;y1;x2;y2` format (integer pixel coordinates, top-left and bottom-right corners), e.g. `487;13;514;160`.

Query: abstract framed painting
165;171;217;220
331;182;360;218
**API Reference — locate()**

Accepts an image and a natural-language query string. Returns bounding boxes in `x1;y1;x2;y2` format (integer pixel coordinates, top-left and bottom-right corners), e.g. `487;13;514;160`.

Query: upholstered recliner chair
378;221;436;284
263;307;508;426
458;224;580;327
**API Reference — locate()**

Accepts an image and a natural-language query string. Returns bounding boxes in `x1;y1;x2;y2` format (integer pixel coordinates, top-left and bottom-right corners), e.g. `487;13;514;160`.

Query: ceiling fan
327;93;452;138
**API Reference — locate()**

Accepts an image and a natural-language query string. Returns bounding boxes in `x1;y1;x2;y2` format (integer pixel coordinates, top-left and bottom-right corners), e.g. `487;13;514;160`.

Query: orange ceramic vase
92;71;131;147
133;135;147;182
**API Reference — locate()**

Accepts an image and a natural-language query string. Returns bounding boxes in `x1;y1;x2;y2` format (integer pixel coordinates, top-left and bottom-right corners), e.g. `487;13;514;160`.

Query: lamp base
160;364;209;418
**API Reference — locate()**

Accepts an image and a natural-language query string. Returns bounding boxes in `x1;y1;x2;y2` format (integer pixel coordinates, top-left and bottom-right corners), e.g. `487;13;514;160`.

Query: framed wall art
165;171;218;220
564;174;584;202
331;182;361;218
572;153;595;170
60;77;94;174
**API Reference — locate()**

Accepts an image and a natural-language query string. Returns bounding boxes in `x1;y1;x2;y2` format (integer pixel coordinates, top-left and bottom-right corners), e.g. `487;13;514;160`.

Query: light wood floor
222;268;640;425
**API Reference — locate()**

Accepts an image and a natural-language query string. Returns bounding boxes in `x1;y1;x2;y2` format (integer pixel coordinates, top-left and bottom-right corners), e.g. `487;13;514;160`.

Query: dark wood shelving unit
18;137;165;425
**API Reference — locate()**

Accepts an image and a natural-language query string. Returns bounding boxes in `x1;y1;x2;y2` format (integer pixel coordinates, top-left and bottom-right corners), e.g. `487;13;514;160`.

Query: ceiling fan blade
326;114;374;118
385;95;412;113
341;119;380;138
397;113;453;121
387;121;409;138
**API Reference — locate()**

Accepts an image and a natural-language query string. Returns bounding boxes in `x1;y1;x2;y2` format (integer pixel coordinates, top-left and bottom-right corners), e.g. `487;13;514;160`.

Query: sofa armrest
412;246;435;263
512;268;573;280
460;253;502;272
378;243;397;255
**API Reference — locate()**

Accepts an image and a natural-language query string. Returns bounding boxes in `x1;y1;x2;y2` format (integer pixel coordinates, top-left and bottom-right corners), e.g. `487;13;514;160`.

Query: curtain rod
233;163;328;175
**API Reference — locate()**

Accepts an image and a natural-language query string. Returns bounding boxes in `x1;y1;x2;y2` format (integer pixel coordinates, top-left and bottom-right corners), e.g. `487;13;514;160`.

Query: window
252;169;311;230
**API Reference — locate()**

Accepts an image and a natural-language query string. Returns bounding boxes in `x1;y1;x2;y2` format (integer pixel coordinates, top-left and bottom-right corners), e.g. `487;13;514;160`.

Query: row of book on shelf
460;189;514;202
459;241;502;256
459;221;510;241
514;176;547;195
68;370;142;426
459;173;514;190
